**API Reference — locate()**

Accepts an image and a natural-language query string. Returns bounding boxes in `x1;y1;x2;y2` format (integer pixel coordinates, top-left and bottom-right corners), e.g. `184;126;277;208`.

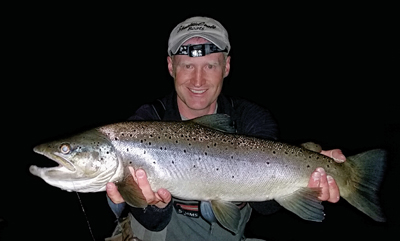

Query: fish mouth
33;146;75;172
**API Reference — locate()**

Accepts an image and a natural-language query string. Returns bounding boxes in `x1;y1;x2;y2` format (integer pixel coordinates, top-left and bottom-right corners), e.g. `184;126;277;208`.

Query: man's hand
308;149;346;203
106;167;172;209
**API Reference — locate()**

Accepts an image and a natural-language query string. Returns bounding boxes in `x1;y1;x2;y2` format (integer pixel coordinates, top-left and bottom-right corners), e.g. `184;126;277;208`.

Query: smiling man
169;36;230;119
106;16;345;241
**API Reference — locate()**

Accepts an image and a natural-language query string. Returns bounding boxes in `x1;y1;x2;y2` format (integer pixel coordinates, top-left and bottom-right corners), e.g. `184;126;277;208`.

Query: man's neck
178;101;218;120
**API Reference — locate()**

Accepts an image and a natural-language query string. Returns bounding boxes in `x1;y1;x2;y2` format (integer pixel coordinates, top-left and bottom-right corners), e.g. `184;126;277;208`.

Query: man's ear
167;56;174;77
224;56;231;78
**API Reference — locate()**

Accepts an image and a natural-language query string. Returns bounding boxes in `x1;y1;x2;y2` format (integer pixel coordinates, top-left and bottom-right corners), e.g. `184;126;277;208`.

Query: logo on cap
178;22;217;33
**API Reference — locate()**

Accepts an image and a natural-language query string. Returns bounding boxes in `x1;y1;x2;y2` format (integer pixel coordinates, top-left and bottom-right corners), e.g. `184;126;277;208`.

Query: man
106;16;346;241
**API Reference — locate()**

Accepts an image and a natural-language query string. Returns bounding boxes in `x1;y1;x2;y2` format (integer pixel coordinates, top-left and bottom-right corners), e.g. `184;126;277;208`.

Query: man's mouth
189;89;206;94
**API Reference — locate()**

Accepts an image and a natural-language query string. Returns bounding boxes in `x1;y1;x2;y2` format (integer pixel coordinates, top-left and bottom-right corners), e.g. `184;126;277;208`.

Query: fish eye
60;143;71;154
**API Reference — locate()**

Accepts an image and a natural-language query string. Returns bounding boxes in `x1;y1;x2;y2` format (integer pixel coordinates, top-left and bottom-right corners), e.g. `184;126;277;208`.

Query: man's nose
191;68;205;87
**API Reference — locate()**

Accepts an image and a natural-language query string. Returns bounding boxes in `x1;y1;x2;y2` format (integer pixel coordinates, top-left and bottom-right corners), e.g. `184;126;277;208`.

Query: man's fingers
154;188;172;208
330;149;346;163
157;188;172;203
320;149;346;163
308;171;321;188
318;168;330;201
327;175;340;203
136;169;158;204
106;182;125;204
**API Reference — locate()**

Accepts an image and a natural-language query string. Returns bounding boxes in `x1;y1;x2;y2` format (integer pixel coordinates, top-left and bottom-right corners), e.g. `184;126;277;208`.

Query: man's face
168;38;230;118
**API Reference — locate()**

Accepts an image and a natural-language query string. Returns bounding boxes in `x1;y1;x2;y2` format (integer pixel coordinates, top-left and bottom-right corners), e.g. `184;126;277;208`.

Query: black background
2;3;398;241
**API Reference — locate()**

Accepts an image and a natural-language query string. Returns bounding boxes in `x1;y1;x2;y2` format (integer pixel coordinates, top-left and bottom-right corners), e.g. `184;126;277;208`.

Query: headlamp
174;43;227;57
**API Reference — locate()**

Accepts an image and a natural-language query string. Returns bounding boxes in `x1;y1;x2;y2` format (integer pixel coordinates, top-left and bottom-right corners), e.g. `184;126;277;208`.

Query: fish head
30;129;121;192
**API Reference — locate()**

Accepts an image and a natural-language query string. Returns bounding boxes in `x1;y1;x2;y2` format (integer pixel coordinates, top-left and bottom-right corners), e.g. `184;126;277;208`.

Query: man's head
167;16;230;57
167;16;231;119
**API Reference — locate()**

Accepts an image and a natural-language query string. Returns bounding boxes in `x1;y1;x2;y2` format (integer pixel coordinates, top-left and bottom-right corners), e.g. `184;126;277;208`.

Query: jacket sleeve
107;103;174;231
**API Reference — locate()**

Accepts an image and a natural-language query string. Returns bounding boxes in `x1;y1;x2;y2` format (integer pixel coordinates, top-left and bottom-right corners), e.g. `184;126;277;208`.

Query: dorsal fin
190;114;236;133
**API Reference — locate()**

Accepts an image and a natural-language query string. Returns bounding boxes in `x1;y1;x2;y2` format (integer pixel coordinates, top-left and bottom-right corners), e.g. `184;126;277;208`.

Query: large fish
30;114;386;233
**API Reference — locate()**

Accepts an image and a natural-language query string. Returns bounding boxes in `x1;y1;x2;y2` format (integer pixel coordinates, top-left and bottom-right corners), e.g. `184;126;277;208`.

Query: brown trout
30;114;386;233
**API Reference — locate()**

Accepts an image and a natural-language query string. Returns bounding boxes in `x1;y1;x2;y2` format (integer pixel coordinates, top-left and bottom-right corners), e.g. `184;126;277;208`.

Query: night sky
2;5;398;241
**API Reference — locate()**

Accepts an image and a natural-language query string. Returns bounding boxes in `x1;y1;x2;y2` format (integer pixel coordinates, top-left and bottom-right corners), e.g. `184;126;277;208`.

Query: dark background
2;3;398;241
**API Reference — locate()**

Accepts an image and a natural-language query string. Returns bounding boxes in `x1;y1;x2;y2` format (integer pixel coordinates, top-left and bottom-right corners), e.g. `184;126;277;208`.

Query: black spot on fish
153;161;156;164
148;142;151;145
160;147;163;150
193;165;196;168
176;140;179;143
144;151;146;154
172;161;174;164
205;152;207;155
272;151;276;154
130;134;133;137
231;156;234;159
184;150;186;153
307;165;310;168
216;168;219;171
115;137;118;141
232;176;235;178
129;161;132;164
214;143;217;146
127;148;129;152
327;164;330;168
107;151;109;154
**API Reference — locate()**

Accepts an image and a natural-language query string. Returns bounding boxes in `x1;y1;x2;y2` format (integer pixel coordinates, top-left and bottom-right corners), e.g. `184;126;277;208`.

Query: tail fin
341;149;387;222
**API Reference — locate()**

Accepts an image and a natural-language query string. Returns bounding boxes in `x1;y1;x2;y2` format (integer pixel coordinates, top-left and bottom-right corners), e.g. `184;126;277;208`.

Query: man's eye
207;65;214;69
185;65;192;69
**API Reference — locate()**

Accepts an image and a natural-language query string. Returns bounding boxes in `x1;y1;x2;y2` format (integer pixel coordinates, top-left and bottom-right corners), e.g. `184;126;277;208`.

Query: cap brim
169;33;228;56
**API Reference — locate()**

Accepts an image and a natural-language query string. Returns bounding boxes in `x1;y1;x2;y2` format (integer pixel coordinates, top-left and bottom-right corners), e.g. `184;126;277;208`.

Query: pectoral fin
275;187;324;222
115;168;147;208
210;200;241;234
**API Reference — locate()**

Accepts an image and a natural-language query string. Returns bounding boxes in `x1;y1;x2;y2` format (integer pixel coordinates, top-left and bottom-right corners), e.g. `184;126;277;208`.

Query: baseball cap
168;16;230;56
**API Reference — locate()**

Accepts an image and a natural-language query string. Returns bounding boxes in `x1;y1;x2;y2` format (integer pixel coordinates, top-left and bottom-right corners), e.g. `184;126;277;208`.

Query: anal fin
210;200;241;234
275;187;324;222
115;168;147;208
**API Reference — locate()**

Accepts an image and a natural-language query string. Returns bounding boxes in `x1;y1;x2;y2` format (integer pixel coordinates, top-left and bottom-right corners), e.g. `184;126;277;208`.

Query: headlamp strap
174;43;227;57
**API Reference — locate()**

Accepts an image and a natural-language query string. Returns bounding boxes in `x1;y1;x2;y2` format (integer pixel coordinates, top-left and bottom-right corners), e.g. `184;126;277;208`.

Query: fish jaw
29;164;108;192
30;129;121;192
33;145;75;171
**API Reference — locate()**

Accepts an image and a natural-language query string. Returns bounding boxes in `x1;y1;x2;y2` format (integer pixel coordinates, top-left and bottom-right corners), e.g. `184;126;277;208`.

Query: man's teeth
190;89;206;94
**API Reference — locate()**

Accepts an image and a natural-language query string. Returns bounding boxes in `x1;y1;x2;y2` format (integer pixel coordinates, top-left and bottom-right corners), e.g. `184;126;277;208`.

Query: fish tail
339;149;387;222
